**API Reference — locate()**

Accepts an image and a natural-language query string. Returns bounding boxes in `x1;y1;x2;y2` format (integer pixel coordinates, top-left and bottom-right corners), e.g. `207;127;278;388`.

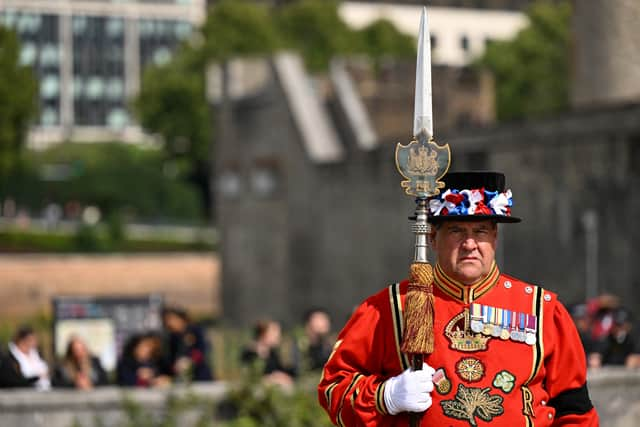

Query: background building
1;0;528;149
0;0;205;148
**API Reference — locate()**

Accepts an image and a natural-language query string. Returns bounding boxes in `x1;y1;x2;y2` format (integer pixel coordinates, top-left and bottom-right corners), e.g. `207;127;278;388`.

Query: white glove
383;363;435;415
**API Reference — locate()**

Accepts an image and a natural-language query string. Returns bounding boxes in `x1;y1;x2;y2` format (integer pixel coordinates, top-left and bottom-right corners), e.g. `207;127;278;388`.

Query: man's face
431;220;498;285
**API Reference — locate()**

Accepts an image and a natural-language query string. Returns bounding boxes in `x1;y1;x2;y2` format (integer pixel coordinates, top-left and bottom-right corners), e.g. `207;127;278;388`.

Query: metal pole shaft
412;197;431;263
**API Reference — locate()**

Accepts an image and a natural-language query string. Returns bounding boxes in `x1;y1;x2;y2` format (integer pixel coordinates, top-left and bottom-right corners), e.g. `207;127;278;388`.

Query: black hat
427;171;521;223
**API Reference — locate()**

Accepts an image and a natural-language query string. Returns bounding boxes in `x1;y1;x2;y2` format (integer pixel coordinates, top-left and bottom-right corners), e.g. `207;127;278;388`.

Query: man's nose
461;236;478;250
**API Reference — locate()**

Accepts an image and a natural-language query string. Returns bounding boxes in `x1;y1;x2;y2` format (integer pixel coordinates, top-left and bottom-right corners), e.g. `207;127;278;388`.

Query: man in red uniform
318;171;599;426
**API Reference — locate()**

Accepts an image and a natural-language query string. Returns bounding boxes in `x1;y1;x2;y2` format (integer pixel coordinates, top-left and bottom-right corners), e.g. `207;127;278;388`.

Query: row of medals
469;305;537;346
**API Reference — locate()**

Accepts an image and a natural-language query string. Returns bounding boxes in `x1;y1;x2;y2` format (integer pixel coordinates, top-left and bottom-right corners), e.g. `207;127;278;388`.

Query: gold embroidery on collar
434;262;500;303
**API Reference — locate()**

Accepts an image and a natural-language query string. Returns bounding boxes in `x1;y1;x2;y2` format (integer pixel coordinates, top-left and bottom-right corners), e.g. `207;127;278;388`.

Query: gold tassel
401;262;435;355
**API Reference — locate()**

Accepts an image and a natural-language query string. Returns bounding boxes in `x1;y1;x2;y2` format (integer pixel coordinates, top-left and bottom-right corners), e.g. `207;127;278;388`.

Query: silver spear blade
413;7;433;140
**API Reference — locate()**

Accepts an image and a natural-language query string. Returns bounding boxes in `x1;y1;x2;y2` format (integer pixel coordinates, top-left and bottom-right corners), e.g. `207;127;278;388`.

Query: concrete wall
0;383;226;427
0;369;636;427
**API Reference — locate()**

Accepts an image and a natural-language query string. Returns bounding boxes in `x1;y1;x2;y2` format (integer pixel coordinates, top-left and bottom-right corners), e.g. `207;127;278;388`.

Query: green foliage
120;392;215;427
276;0;361;72
0;25;38;177
0;228;214;253
476;1;571;121
356;19;416;66
200;0;280;62
220;369;333;427
135;55;209;166
11;142;204;221
134;0;415;209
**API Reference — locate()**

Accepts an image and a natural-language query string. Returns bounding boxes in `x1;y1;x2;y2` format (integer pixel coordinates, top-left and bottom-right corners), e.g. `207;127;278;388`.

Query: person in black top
116;333;171;388
0;326;50;389
292;308;334;375
241;319;294;388
594;307;640;367
162;306;213;382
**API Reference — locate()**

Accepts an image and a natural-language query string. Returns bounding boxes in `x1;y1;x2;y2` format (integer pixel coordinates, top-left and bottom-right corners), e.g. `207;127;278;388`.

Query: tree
0;26;38;178
134;0;416;215
135;0;280;216
134;50;211;212
200;0;280;63
276;0;356;72
357;19;416;67
477;1;571;121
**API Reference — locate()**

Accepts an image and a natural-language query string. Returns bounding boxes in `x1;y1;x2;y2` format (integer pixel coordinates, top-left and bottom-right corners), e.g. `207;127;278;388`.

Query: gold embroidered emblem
441;384;504;426
445;309;491;352
522;385;535;417
456;358;485;383
433;367;452;395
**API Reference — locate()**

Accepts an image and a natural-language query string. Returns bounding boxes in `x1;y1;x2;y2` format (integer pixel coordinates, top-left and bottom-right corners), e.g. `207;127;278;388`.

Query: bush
0;229;214;253
1;142;205;223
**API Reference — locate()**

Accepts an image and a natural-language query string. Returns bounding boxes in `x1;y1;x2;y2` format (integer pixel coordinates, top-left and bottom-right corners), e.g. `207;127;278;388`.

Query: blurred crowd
0;306;214;390
240;308;334;389
570;294;640;369
0;306;335;391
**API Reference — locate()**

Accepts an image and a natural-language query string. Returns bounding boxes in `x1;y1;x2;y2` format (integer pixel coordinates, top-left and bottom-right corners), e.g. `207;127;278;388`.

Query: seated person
0;326;50;390
53;336;109;389
162;306;213;381
116;333;171;388
241;319;294;388
592;307;640;368
292;308;334;375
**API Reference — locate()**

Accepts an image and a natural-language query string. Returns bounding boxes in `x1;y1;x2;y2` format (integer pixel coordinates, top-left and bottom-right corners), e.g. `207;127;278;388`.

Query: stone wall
0;254;220;320
445;103;640;308
216;52;640;327
572;0;640;108
0;369;636;427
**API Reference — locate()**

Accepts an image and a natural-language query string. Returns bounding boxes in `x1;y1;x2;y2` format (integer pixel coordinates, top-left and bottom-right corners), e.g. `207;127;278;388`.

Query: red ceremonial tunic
318;264;599;427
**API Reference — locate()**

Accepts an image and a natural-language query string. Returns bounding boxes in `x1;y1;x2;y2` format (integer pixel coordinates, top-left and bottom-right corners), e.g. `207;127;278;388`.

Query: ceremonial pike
395;7;451;427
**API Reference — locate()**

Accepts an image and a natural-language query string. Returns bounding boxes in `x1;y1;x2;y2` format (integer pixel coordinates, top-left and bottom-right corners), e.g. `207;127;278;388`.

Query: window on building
73;16;87;35
106;18;124;38
19;43;37;66
106;78;124;100
40;75;60;99
140;19;155;37
41;108;58;126
460;35;470;52
107;109;128;129
219;169;242;199
17;13;41;34
40;43;59;67
1;10;17;28
175;22;192;40
251;159;281;198
85;76;105;100
153;48;172;66
73;77;84;99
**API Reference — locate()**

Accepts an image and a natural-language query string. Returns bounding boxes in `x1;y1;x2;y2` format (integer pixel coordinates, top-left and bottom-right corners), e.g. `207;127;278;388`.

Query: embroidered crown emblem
445;309;490;352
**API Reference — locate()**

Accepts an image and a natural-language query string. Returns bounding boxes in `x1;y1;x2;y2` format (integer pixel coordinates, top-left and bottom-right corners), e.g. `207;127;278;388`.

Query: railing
0;368;639;427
